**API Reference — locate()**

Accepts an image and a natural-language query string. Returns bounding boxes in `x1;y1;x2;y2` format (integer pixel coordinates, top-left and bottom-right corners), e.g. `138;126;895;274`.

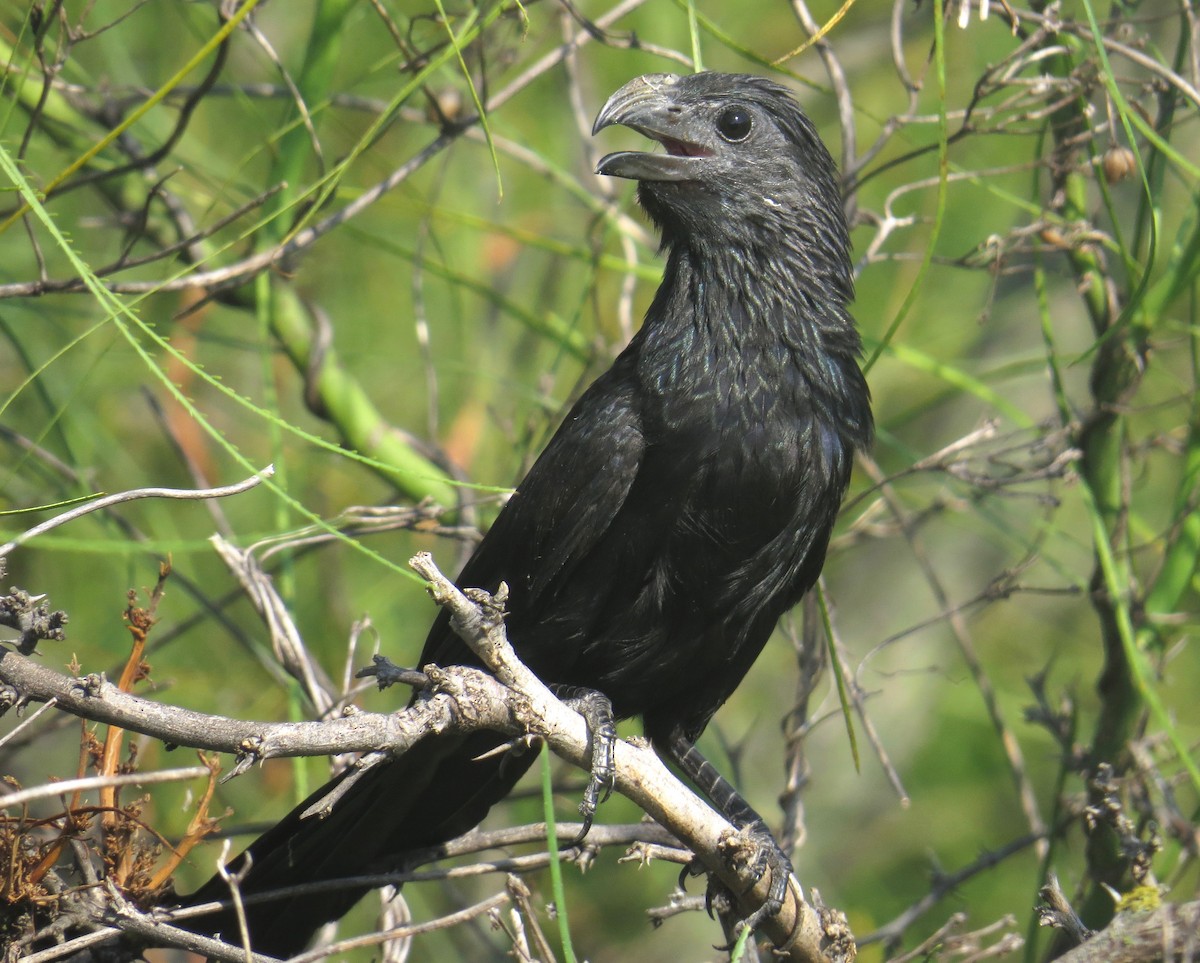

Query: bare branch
2;549;848;962
404;552;844;963
0;644;509;768
0;767;211;809
211;533;337;715
0;467;275;557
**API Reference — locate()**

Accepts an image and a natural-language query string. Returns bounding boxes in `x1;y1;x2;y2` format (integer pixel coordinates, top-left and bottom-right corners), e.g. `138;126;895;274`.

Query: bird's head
593;72;848;274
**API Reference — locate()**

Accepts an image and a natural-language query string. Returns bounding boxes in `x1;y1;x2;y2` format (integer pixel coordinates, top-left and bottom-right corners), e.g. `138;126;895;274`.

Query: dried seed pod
425;86;464;125
1102;145;1136;184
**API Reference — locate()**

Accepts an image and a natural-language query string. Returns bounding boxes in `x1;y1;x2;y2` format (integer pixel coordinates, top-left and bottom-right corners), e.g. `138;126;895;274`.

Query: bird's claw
677;857;728;920
551;685;618;843
576;761;614;841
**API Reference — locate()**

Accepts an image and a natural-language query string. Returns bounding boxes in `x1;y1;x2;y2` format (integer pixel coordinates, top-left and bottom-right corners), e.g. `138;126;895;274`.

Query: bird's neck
638;239;871;448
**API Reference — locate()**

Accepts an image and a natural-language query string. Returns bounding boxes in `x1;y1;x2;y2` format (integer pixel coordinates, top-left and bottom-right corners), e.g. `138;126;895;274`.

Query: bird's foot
718;819;794;933
551;685;617;843
678;821;794;934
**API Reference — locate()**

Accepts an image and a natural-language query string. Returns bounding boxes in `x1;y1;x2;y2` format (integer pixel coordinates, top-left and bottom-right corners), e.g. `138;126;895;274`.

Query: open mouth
659;137;712;158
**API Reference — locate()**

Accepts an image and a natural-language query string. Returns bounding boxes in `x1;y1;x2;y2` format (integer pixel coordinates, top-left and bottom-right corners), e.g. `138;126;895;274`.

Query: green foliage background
2;0;1198;960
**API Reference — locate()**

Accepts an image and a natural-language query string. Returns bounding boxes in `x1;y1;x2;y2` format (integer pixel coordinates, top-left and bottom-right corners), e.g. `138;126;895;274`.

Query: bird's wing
417;354;663;670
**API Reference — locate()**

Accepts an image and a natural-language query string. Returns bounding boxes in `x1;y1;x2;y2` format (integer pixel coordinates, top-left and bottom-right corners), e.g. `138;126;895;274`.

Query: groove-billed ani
182;72;872;957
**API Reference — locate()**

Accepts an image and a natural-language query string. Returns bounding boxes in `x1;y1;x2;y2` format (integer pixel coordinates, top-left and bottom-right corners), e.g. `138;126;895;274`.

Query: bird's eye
716;106;752;142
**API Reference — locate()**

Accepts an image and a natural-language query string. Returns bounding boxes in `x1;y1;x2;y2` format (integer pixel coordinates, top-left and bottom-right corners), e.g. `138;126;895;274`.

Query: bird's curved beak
593;74;710;182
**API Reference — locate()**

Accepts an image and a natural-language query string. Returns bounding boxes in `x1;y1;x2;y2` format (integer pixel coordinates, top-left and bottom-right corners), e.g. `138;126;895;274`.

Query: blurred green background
2;0;1198;960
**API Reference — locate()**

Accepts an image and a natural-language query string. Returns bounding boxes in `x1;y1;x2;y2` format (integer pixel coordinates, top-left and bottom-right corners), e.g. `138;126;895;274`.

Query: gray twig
0;467;275;557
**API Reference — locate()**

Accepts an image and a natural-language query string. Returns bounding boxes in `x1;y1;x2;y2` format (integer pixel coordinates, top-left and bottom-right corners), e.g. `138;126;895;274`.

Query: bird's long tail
179;730;531;958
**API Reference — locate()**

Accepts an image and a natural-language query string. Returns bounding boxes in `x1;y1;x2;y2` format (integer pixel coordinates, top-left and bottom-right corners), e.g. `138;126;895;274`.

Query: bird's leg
550;684;618;843
664;727;794;933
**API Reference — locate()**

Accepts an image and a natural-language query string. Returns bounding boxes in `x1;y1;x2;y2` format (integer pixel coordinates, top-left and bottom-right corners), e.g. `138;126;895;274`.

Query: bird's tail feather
180;730;532;958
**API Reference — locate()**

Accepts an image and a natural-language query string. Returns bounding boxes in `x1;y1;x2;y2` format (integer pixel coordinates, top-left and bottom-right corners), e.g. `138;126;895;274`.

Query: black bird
182;71;872;957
